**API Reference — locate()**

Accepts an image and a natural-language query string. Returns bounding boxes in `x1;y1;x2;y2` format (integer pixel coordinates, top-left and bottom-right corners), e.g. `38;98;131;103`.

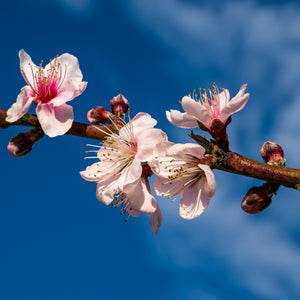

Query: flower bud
241;185;272;214
7;128;44;158
260;141;285;165
110;94;129;116
87;106;112;124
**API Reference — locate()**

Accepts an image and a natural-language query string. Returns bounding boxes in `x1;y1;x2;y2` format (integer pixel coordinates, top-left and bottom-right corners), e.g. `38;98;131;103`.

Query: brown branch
0;108;118;140
1;107;300;189
215;152;300;189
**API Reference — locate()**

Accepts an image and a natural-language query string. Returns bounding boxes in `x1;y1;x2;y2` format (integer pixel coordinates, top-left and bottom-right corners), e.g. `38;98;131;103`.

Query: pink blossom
151;142;216;219
6;50;87;137
166;84;249;131
80;112;167;233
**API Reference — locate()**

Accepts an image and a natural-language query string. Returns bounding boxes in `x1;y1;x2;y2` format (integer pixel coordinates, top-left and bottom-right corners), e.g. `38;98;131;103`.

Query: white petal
166;109;198;129
179;179;210;219
6;86;34;122
96;180;120;206
36;103;73;137
218;89;230;111
135;128;167;162
166;143;205;159
19;49;38;87
198;164;216;198
124;177;158;213
147;205;162;234
219;84;249;123
181;96;212;128
154;176;185;197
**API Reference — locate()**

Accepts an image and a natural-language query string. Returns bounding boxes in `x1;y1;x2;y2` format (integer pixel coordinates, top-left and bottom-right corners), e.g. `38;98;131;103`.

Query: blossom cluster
80;84;250;233
6;50;251;233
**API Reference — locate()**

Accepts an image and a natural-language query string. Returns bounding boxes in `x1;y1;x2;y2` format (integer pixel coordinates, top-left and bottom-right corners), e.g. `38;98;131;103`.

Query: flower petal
147;205;162;234
96;179;120;206
166;143;206;160
179;179;210;219
181;96;212;128
154;175;186;197
219;84;249;123
218;89;230;111
36;103;73;137
19;49;38;87
45;53;87;106
198;164;216;198
123;177;158;213
52;81;87;106
117;159;142;187
135;128;167;162
6;86;34;122
131;112;157;129
166;109;198;129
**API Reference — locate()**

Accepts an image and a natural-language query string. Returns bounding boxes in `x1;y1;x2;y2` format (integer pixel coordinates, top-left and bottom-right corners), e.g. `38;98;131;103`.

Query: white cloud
127;0;300;155
126;1;300;298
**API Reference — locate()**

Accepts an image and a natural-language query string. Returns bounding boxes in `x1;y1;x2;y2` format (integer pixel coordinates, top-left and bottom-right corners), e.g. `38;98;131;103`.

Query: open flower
166;84;249;135
6;49;87;137
80;112;167;233
151;142;216;219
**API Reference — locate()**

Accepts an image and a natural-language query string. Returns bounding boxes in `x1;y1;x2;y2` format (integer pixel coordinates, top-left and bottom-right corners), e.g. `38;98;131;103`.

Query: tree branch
1;108;300;189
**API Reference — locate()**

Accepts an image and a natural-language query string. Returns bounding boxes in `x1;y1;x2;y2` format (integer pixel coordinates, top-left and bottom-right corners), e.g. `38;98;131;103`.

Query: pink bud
7;128;44;158
260;141;285;165
110;94;129;116
87;106;112;124
241;185;272;214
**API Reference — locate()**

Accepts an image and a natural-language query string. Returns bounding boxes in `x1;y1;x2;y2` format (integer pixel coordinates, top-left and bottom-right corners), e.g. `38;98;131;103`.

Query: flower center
162;155;205;188
189;83;221;120
22;56;67;104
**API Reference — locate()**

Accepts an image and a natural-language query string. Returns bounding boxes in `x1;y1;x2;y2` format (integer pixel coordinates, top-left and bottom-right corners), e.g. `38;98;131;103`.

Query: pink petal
149;141;174;175
153;175;186;197
118;159;142;187
51;82;87;106
127;206;141;218
6;86;34;122
123;177;158;213
135;128;168;162
147;205;162;234
181;96;212;128
131;112;157;129
198;164;216;198
19;50;38;87
166;143;205;159
36;103;73;137
179;179;210;219
130;112;158;139
219;84;249;123
44;53;86;93
166;109;198;129
96;180;120;205
218;89;230;111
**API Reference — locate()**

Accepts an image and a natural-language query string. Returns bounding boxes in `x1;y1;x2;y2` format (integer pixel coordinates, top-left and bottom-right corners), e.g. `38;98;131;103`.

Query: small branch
2;107;300;189
0;108;118;141
215;152;300;189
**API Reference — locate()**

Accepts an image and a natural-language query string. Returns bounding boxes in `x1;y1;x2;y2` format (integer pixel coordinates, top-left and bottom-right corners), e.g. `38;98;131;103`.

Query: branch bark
1;108;300;190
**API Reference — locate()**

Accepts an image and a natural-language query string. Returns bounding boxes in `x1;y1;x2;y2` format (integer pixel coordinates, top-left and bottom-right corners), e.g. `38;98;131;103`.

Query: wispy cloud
126;1;300;298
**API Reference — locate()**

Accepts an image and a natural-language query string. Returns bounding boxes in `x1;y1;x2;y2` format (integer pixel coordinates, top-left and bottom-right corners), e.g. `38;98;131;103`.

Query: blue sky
1;0;300;299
